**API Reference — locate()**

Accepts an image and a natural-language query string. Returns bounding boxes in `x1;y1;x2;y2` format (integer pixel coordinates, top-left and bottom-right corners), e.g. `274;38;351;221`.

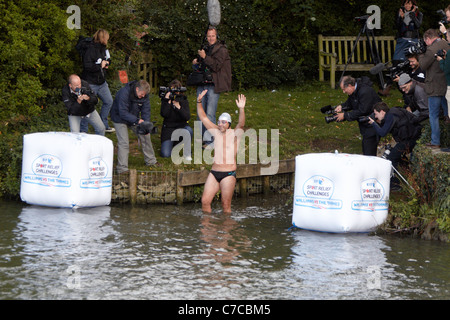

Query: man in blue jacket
111;80;159;173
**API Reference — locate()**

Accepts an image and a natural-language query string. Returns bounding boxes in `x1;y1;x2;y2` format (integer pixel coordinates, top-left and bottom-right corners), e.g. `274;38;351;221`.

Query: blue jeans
393;38;418;61
160;126;193;158
81;81;113;132
428;96;448;145
196;84;220;144
68;110;105;135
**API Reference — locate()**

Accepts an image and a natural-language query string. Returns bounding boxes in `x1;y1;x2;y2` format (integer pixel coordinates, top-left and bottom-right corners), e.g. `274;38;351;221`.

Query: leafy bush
0;0;76;122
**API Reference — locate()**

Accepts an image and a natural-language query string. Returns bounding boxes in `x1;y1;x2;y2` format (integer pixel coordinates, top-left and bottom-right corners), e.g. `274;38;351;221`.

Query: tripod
339;16;385;89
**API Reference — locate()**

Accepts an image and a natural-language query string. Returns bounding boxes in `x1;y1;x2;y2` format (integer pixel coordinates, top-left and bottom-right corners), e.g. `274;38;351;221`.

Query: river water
0;194;449;300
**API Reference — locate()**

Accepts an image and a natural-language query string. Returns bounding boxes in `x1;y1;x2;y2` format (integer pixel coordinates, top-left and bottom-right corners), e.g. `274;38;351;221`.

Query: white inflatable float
292;153;391;233
20;132;113;208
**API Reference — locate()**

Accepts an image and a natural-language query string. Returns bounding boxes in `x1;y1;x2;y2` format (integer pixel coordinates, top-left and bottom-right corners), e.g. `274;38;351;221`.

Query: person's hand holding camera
76;91;90;103
164;91;181;109
333;105;345;122
101;60;109;69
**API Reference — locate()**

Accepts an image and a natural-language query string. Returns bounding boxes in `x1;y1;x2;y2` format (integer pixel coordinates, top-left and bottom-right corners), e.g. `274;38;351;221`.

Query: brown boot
445;115;450;124
378;84;392;97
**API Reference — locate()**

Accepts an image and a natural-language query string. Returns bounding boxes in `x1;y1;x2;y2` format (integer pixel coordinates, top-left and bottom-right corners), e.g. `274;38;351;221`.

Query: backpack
75;36;93;60
390;107;422;142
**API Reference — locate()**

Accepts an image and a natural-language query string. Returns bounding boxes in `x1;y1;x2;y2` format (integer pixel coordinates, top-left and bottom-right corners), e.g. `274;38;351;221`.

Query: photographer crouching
368;102;422;191
62;74;105;135
334;76;381;156
160;80;193;160
397;73;429;122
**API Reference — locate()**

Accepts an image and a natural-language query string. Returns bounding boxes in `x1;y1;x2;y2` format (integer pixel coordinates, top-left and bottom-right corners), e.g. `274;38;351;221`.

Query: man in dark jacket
335;76;382;156
62;74;105;135
80;29;115;133
192;26;232;148
369;101;422;190
398;73;429;122
111;80;159;173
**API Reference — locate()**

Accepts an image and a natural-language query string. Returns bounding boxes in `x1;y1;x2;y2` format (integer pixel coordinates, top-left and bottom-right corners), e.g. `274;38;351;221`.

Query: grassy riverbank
129;81;403;171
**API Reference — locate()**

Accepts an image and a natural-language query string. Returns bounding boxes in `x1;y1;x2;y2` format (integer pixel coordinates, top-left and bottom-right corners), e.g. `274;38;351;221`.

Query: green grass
123;80;404;172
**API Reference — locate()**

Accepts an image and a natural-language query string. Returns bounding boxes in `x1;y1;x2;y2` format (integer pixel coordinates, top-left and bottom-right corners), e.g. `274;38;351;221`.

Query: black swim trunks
210;170;236;183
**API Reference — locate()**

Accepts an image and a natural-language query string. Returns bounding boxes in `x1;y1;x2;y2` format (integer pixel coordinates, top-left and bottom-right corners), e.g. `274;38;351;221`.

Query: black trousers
387;140;417;169
362;134;379;156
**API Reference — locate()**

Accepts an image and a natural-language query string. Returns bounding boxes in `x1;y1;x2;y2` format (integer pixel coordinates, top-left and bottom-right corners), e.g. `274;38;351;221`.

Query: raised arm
234;94;246;131
196;90;217;130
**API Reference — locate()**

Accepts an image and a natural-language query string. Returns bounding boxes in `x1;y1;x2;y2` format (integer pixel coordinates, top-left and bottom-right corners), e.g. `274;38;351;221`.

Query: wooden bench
318;34;396;88
137;51;158;93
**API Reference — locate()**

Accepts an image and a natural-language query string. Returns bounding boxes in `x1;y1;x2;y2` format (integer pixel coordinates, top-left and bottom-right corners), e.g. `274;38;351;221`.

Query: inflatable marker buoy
20;132;113;208
292;153;391;233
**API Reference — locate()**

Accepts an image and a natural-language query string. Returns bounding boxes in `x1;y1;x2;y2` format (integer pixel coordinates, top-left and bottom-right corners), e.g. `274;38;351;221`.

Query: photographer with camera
398;73;429;122
419;28;450;148
368;102;422;191
80;29;115;134
192;26;232;149
334;76;381;156
160;80;193;160
406;53;425;82
438;6;450;42
110;80;159;173
393;1;423;63
62;74;105;135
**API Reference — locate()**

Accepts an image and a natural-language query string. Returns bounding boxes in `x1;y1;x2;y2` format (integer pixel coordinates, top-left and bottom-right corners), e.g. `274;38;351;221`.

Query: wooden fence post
129;169;137;205
176;170;184;205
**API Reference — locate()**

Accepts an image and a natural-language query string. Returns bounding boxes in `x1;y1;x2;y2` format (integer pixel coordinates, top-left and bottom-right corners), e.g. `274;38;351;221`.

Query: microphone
207;0;221;26
369;62;388;75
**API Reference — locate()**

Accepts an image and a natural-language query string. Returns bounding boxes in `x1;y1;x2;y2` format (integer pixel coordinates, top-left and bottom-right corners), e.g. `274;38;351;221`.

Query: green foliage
0;0;76;122
385;122;450;236
138;0;317;88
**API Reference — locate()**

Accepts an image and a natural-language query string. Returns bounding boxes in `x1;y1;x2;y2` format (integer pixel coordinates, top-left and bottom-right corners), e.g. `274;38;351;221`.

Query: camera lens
325;116;337;124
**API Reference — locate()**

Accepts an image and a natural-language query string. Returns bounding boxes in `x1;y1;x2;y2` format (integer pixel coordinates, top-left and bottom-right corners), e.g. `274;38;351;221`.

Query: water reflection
289;230;392;299
200;212;252;265
0;197;449;300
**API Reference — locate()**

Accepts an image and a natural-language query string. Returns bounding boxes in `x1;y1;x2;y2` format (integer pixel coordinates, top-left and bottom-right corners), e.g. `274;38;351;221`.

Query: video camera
387;60;411;79
405;39;427;55
159;86;187;100
320;105;350;124
437;9;448;25
354;15;369;24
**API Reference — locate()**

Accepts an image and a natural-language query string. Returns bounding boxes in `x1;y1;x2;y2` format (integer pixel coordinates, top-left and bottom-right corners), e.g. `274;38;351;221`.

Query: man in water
196;90;246;213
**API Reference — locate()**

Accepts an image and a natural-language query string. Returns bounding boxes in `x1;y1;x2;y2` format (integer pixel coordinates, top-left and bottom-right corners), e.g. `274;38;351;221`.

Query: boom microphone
370;62;388;75
207;0;221;26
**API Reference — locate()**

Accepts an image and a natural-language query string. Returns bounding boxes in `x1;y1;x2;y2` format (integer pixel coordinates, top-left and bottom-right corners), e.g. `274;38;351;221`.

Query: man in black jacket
335;76;382;156
80;29;115;133
368;101;422;190
62;74;105;135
